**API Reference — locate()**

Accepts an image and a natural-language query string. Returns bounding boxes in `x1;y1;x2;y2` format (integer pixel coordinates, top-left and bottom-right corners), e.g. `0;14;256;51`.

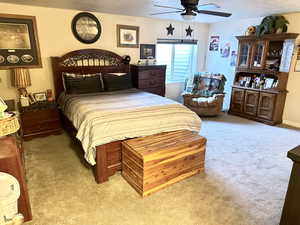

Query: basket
0;114;20;137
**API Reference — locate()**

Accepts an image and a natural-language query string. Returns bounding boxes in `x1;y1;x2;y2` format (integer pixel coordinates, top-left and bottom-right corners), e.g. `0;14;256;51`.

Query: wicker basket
0;114;20;137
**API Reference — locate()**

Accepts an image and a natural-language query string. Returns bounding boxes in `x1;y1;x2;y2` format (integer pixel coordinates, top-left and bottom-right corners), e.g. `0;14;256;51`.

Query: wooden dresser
0;136;32;222
19;102;62;141
130;64;166;97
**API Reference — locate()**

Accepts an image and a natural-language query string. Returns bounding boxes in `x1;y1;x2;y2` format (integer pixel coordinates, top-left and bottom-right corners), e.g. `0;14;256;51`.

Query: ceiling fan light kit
182;14;196;20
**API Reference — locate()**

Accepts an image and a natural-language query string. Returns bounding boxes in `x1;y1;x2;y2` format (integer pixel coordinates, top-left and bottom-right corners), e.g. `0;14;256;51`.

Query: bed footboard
95;141;122;183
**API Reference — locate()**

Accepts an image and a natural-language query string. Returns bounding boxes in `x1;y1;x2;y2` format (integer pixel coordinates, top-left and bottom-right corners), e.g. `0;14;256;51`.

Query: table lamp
11;68;31;97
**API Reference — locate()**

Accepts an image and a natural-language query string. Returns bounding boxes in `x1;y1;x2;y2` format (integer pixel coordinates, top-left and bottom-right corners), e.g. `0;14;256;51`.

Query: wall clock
72;12;101;44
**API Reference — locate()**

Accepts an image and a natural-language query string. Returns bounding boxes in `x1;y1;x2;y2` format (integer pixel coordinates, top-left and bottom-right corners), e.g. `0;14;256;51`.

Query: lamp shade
11;68;31;88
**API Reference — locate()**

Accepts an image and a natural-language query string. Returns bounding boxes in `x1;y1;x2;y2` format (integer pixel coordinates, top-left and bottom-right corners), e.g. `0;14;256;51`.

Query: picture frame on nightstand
34;92;46;102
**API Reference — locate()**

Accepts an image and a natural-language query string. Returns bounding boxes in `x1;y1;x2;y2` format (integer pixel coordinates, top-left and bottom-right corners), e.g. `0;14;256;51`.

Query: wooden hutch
229;33;299;125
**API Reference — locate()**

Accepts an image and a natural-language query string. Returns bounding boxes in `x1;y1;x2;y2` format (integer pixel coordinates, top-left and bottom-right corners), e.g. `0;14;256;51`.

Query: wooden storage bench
122;130;206;197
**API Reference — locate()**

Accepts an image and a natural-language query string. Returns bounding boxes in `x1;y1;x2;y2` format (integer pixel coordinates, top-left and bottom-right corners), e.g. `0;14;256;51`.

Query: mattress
58;89;201;165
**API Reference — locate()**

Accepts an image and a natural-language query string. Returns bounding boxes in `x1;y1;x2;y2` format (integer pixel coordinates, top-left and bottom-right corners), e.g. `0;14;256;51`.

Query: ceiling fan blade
198;3;220;9
151;10;184;15
196;10;232;17
153;4;183;10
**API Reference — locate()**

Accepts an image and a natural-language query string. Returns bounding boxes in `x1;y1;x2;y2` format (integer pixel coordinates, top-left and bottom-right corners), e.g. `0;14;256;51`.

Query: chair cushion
191;96;217;107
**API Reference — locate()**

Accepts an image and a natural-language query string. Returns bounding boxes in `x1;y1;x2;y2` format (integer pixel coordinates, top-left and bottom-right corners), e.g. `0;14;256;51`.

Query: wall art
220;42;231;58
117;25;139;48
209;36;219;51
140;44;156;59
0;13;42;69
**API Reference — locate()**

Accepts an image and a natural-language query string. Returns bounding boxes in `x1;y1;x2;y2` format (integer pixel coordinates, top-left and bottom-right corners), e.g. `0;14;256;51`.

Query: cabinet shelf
232;85;287;94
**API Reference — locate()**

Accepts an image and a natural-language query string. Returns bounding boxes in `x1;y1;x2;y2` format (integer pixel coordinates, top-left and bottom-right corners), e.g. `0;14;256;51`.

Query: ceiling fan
151;0;232;20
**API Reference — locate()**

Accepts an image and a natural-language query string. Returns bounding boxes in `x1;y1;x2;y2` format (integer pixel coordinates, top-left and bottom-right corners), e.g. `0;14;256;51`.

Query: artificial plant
255;15;289;37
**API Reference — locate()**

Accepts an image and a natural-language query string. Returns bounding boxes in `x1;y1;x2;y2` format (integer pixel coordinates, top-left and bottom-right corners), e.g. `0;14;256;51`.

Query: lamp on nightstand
11;68;31;97
11;68;31;107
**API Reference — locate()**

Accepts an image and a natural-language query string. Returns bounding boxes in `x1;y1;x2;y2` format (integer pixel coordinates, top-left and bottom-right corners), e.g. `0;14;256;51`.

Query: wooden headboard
51;49;130;99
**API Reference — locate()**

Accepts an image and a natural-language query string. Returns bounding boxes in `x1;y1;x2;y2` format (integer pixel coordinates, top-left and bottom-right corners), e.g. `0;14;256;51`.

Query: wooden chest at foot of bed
122;130;206;197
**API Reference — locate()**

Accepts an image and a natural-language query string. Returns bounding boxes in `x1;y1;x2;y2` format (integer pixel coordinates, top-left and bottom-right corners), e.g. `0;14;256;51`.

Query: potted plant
275;16;289;33
255;15;289;37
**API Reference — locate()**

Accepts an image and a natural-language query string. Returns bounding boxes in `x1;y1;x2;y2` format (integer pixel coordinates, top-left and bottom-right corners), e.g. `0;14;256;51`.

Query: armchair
182;73;226;116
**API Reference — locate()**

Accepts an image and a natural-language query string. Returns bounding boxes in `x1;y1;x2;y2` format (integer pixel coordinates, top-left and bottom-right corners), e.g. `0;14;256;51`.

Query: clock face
72;12;101;44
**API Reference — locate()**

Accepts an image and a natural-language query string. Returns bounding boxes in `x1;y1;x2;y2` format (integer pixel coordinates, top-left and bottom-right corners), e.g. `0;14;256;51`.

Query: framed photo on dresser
0;13;42;69
140;44;156;59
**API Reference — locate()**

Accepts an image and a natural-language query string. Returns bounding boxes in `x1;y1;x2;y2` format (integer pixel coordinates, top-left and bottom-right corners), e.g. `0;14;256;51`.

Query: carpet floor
24;114;300;225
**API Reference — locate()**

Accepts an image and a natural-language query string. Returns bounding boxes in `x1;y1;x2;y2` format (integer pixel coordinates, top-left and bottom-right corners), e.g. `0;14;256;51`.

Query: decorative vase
276;28;283;34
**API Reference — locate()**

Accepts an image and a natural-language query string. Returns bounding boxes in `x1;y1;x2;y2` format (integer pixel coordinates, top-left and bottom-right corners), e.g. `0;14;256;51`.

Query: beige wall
0;2;209;101
205;15;300;127
282;13;300;127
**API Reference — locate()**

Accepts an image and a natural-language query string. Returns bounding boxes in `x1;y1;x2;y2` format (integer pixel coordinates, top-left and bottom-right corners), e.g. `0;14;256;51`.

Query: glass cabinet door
251;41;267;69
238;42;251;68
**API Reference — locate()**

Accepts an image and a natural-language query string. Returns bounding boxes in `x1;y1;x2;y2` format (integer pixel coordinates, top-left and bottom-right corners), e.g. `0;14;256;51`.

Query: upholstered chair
182;73;226;117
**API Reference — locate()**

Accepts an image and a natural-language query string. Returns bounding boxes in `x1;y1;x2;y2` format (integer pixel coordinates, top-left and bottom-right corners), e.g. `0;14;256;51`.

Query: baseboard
283;120;300;128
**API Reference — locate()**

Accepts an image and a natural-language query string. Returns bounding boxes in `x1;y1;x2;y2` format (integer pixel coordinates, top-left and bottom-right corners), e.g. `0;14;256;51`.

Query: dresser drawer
138;78;165;88
22;119;61;135
138;69;165;80
21;108;59;122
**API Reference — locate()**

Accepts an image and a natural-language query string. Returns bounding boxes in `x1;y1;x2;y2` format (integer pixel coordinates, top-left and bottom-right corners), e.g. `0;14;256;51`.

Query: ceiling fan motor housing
180;0;199;9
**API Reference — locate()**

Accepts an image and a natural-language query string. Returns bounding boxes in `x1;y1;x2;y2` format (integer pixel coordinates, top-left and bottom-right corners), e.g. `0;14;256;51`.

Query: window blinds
156;41;198;83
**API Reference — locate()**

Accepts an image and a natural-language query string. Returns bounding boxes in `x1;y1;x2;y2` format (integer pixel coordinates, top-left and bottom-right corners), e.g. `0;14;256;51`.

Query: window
156;43;198;83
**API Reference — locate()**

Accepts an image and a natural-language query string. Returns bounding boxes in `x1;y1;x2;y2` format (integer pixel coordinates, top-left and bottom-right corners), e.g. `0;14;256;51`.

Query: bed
51;49;202;183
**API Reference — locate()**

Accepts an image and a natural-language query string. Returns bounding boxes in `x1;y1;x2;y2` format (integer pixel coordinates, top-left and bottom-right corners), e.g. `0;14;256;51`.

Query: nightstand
19;102;62;141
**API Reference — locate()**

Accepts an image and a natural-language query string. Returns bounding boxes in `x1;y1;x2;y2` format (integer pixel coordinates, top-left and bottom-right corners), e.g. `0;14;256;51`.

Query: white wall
0;2;209;102
205;17;262;110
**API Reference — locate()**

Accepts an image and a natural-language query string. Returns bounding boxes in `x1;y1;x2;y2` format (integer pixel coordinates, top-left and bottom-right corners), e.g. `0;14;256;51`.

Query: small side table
280;145;300;225
19;102;62;141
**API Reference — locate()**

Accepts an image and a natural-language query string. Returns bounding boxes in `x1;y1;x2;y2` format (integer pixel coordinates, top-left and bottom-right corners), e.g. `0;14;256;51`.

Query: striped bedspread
58;89;201;165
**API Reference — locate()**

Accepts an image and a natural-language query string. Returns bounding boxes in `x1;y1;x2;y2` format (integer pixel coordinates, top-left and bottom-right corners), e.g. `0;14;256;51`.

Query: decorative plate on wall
72;12;102;44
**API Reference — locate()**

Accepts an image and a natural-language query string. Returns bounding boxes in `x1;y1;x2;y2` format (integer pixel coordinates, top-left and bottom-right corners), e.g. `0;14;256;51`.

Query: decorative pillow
63;73;104;94
102;72;133;91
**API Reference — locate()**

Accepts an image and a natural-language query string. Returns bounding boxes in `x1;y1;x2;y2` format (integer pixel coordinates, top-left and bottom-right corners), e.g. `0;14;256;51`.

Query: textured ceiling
1;0;300;23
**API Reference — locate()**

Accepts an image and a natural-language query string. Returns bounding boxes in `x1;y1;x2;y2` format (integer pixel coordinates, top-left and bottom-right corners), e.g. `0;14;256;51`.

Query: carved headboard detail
51;49;130;99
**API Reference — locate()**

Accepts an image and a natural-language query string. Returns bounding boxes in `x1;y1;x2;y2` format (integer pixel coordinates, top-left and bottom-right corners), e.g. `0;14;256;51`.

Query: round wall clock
72;12;102;44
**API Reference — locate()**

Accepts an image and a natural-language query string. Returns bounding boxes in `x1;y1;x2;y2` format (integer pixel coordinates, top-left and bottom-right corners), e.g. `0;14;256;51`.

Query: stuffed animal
245;26;256;36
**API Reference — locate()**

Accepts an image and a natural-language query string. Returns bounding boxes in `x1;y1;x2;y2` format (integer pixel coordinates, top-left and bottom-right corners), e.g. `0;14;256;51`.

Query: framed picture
28;93;36;104
264;78;274;89
117;25;139;48
140;44;156;59
34;92;47;102
209;36;219;51
0;13;42;69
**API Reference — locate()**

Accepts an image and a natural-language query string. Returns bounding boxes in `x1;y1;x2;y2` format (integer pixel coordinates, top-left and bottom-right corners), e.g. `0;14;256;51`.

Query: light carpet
24;114;300;225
